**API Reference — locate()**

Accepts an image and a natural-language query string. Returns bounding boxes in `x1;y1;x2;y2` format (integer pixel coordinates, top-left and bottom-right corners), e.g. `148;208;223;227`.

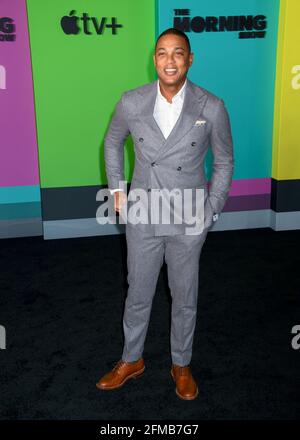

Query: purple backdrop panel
0;0;39;187
229;178;271;196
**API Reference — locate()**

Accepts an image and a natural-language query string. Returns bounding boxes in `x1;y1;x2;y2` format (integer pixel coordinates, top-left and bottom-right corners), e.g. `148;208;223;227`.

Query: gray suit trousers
122;223;208;366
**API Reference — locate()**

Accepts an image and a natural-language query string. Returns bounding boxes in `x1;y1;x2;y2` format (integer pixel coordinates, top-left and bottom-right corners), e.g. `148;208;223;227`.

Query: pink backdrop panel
0;0;39;187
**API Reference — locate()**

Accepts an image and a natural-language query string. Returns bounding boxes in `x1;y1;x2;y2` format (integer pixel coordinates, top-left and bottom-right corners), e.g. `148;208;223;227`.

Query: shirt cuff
109;188;123;195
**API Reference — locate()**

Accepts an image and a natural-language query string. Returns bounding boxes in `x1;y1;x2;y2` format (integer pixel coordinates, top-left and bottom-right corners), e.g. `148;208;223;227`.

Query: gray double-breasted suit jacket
104;78;234;236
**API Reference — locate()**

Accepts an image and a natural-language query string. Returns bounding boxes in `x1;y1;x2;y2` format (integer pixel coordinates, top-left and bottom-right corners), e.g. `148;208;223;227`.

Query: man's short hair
155;28;191;53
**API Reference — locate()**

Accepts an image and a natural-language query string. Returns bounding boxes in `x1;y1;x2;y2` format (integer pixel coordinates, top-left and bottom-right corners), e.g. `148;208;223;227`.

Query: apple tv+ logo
60;10;123;35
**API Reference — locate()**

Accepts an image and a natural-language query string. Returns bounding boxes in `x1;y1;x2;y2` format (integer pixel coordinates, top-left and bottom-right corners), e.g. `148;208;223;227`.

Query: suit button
139;137;144;142
177;166;182;171
191;142;196;146
151;162;156;167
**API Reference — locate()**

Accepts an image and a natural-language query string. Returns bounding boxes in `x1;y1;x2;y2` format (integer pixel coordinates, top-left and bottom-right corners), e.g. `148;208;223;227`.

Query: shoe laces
112;360;126;373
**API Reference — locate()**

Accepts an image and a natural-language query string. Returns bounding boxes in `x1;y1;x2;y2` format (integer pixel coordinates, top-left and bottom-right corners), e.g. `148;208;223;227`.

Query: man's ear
153;53;156;67
189;52;194;67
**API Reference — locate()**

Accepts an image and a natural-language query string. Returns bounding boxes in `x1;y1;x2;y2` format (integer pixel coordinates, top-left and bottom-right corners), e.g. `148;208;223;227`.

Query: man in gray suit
96;28;234;400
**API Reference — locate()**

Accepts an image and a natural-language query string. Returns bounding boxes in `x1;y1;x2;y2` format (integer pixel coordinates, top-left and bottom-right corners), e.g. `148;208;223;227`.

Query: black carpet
0;228;299;419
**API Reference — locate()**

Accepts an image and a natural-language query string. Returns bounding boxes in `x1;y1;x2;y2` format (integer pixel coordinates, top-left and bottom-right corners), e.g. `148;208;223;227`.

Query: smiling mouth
164;68;178;76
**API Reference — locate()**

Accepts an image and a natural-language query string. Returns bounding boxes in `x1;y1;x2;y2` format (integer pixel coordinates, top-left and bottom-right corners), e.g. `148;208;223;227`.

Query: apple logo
60;10;80;35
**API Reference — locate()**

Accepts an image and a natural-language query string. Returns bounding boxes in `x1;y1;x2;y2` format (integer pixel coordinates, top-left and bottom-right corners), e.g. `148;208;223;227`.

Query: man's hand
113;190;127;213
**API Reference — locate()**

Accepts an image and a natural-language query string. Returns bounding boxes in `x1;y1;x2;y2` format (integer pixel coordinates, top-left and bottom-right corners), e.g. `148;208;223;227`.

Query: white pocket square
195;119;206;126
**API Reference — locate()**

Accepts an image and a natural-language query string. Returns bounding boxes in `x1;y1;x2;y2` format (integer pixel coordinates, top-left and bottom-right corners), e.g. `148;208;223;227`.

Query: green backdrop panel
26;0;156;188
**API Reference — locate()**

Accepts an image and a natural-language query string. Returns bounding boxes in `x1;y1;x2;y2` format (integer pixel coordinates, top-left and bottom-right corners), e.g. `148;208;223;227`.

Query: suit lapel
138;80;166;146
153;79;207;161
137;78;207;160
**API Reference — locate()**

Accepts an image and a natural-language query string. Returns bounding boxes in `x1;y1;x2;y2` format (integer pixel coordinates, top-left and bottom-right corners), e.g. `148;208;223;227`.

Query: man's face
153;34;193;88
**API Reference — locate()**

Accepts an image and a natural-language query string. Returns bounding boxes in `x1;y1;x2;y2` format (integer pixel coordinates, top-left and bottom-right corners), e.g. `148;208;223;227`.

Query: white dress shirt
153;78;187;139
110;79;187;194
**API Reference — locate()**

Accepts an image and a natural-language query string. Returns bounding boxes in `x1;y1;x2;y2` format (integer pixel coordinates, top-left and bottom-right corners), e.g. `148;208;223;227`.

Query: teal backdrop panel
157;0;280;180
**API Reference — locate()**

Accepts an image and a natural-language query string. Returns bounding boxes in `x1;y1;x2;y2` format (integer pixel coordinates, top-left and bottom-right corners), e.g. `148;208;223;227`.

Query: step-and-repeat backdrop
0;0;299;239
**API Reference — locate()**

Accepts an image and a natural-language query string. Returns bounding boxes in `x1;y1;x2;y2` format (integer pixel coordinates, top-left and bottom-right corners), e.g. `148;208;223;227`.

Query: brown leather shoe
171;364;199;400
96;358;145;390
